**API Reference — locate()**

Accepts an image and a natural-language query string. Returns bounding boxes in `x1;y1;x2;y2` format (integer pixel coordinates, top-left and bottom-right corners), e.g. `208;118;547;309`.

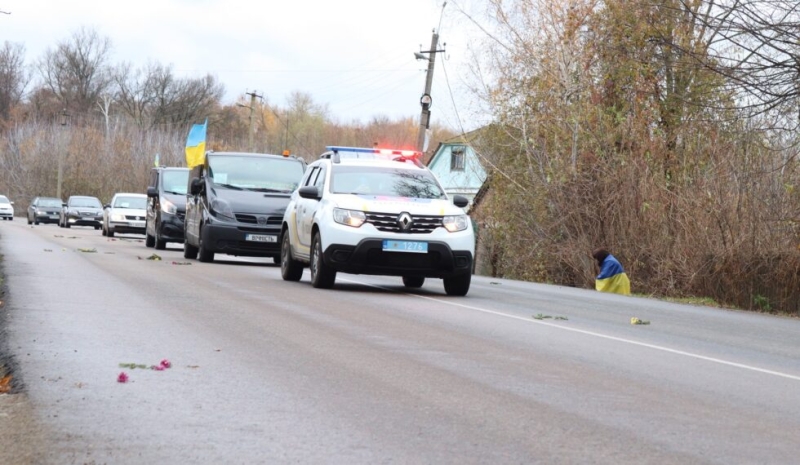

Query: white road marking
340;277;800;382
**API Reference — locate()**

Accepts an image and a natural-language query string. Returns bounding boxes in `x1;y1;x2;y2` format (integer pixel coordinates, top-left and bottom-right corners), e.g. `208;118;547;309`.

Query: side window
313;166;326;191
303;167;320;187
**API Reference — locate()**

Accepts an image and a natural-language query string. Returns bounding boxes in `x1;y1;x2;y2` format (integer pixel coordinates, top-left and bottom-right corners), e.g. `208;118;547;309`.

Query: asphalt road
1;219;799;464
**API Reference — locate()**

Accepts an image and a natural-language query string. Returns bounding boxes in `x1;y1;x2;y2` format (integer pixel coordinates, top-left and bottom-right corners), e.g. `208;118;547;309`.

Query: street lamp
57;109;69;200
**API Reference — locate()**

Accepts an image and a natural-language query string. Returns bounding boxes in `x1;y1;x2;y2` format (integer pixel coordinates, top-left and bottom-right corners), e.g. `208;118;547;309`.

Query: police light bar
325;146;423;159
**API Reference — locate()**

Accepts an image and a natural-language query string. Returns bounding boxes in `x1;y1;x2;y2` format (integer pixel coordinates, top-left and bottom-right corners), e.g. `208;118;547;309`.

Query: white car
103;193;148;237
280;146;475;296
0;195;14;220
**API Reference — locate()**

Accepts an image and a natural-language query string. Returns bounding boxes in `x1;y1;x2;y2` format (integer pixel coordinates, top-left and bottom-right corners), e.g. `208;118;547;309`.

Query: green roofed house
426;131;488;212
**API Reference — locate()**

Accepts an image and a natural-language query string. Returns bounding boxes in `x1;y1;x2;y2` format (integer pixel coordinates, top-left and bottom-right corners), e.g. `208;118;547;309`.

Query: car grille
234;214;282;226
365;212;442;234
125;215;145;221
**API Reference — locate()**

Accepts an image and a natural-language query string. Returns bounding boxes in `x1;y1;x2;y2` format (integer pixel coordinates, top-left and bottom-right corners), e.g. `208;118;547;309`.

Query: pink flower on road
117;372;129;383
150;365;165;371
160;359;171;369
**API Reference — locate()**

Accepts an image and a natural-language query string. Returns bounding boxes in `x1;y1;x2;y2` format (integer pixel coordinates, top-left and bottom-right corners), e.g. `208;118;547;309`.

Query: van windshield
207;155;304;193
161;170;189;194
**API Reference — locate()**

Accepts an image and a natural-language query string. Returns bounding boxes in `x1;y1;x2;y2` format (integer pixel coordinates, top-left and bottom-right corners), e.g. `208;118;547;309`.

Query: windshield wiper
248;187;289;193
164;190;185;195
214;183;244;190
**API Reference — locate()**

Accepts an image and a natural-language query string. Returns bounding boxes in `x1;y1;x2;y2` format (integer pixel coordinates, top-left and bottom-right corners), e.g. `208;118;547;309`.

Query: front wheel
197;226;214;263
443;273;471;296
310;232;336;289
280;232;303;281
154;221;166;250
183;241;198;259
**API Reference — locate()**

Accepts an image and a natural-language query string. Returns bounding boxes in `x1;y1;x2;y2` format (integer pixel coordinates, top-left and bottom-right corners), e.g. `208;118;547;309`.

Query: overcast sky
1;0;489;131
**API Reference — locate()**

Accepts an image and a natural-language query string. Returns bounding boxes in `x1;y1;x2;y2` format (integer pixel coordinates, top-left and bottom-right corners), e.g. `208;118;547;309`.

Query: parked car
60;195;103;229
0;195;14;220
27;196;63;225
146;167;190;249
184;151;306;263
280;146;474;296
103;193;147;237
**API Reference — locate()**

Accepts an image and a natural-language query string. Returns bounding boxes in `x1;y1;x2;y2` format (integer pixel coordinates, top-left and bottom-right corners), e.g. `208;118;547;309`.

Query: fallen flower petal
150;365;165;371
160;359;172;369
117;372;129;383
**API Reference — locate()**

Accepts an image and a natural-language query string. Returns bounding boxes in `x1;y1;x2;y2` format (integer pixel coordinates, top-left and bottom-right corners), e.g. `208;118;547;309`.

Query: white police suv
279;146;475;296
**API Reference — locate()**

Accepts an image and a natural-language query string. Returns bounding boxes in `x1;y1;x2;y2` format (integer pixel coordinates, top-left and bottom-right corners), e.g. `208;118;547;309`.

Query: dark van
183;151;306;263
146;167;190;249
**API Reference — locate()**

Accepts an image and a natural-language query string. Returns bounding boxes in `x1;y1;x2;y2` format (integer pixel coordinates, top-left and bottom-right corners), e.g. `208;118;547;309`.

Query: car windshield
161;170;189;194
330;166;447;199
207;155;304;193
38;198;62;207
0;195;9;203
69;197;102;208
113;196;147;209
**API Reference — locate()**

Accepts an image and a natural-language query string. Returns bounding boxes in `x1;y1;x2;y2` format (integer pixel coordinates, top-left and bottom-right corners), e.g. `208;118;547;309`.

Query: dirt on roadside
1;252;46;464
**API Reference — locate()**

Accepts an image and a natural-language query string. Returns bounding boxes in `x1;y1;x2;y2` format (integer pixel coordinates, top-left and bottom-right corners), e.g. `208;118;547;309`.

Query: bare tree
0;41;28;123
113;61;223;130
36;26;112;116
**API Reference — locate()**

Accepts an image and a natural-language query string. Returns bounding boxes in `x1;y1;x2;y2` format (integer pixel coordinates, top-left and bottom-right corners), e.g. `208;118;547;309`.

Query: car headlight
442;215;469;232
210;198;235;220
111;213;126;221
160;198;176;214
333;208;366;228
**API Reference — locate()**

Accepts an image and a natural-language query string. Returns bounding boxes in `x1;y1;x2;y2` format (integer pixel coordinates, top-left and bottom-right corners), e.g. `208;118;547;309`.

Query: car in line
280;146;475;296
146;167;190;249
103;193;147;237
27;196;63;225
183;151;306;263
59;195;103;229
0;195;14;221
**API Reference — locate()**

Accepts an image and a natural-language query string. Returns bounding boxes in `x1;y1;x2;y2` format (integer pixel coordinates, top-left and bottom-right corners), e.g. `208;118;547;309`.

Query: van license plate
382;240;428;253
246;234;277;242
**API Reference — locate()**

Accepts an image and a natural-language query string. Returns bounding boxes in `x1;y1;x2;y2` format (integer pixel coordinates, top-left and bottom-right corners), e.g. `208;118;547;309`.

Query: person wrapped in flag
592;248;630;295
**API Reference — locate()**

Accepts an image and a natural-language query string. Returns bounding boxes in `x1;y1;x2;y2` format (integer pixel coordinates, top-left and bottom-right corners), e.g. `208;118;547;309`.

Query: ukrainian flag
185;118;208;168
595;254;631;295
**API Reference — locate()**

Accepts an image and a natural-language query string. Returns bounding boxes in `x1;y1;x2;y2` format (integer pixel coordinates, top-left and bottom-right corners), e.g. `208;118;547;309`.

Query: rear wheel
402;276;425;288
280;232;303;281
310;232;336;289
197;226;214;263
443;273;471;296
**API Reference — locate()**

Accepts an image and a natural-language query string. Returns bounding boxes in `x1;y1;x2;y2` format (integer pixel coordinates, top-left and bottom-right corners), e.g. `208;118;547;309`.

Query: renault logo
397;212;413;232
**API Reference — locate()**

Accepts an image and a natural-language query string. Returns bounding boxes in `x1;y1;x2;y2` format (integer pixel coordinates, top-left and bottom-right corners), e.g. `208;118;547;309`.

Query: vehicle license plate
82;217;95;221
382;240;428;253
128;221;144;227
246;234;277;242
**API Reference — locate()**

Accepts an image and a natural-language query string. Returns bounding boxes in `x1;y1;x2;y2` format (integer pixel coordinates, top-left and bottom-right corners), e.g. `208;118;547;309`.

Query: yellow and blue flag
595;254;631;295
185;118;208;168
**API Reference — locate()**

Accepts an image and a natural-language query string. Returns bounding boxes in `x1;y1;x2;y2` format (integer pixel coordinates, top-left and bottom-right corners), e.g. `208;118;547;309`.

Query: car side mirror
452;195;469;208
190;177;203;196
146;186;158;197
298;185;320;200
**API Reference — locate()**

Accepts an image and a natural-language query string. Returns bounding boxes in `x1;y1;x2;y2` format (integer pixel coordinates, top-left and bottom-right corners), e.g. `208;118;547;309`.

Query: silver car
103;193;147;238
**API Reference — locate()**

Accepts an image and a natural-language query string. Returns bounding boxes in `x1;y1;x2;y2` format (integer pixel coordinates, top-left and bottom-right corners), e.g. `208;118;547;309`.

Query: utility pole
415;30;444;153
237;90;262;152
57;110;69;200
